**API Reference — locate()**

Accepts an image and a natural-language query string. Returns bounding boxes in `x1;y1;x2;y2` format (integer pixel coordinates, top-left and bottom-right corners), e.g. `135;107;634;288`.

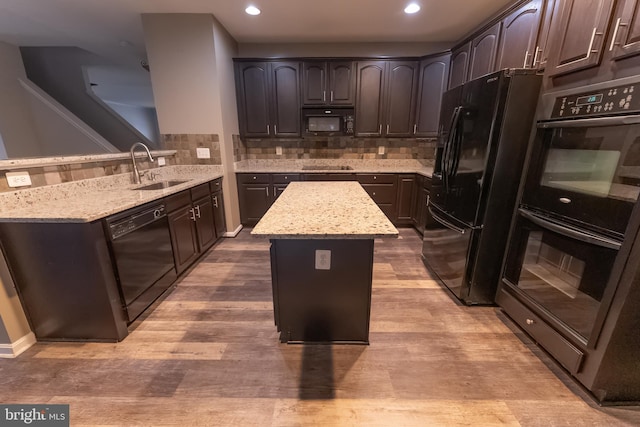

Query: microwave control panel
551;83;640;119
345;115;354;134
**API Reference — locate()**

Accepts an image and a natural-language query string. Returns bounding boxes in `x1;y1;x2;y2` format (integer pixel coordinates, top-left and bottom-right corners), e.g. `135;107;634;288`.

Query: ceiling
0;0;515;106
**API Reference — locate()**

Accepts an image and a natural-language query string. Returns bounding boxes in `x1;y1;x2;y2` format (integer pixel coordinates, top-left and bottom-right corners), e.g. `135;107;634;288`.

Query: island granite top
251;181;399;239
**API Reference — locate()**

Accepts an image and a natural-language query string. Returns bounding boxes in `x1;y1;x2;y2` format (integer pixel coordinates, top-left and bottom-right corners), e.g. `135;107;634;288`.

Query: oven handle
518;209;622;250
538;114;640;128
428;206;467;234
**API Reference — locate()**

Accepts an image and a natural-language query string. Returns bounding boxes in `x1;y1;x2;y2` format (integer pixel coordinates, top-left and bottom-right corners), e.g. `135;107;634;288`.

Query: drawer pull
526;318;535;325
194;205;201;219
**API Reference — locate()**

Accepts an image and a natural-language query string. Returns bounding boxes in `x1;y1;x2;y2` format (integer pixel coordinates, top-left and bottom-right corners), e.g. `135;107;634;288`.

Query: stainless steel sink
301;165;353;171
135;180;190;190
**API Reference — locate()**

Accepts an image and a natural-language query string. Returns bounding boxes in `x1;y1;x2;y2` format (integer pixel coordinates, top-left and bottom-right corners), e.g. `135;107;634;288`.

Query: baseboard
223;224;243;238
0;332;36;358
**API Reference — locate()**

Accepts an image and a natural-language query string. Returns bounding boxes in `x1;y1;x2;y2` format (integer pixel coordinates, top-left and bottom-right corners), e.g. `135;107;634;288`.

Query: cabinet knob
374;176;377;180
253;176;257;180
526;319;535;325
373;192;376;196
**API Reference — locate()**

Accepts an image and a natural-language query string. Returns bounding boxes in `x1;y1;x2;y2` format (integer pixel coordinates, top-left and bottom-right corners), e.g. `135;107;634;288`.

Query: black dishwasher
106;202;176;322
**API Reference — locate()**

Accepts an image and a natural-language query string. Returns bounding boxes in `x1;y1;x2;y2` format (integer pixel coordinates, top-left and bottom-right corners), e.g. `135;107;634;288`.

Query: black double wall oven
498;77;640;404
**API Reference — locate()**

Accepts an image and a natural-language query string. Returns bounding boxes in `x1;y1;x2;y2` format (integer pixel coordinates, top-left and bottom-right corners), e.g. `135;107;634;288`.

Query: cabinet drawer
356;174;397;184
377;203;395;220
272;173;301;184
496;286;585;374
237;173;270;184
191;183;210;200
210;178;223;193
303;173;356;181
165;190;192;213
360;184;396;204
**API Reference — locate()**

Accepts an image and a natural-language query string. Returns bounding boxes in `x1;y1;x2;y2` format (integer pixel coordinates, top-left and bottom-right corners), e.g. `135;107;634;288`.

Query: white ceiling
0;0;515;106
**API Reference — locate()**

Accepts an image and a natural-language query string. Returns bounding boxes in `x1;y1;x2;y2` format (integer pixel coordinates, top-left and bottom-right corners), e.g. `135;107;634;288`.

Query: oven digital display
576;94;603;106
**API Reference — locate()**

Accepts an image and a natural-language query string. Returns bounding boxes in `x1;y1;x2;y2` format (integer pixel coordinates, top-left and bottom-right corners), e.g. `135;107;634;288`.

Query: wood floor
2;229;640;426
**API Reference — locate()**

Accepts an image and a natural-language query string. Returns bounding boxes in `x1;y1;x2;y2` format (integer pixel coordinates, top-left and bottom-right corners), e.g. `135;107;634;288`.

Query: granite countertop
251;181;399;239
0;165;224;223
234;159;434;177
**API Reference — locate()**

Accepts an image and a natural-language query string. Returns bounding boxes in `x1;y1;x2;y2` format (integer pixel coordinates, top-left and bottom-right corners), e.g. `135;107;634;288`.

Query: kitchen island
252;181;398;343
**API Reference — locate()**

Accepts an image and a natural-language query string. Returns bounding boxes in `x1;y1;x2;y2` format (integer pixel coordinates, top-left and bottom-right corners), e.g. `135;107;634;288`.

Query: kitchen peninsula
252;181;398;343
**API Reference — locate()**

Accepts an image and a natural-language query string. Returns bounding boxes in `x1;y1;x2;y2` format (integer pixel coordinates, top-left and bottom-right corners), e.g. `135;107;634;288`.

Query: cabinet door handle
586;27;604;59
189;208;196;222
609;18;628;51
532;46;541;67
274;125;277;135
413;124;417;134
267;125;270;134
266;187;269;197
386;124;390;134
378;124;382;134
426;195;430;206
194;205;201;219
330;91;334;102
323;91;326;102
213;195;218;208
522;50;530;68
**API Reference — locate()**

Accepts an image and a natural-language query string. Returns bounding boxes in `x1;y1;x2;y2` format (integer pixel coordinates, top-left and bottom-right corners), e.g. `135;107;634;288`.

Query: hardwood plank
1;228;639;426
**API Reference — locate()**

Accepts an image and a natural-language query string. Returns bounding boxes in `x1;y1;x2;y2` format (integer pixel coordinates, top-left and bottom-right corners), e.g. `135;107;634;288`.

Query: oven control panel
551;82;640;119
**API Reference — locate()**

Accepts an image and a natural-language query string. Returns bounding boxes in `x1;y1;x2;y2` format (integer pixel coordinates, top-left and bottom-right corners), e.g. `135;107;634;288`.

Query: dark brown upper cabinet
385;61;419;137
496;0;544;69
415;53;451;137
355;61;386;136
234;61;300;138
355;60;418;137
468;22;502;81
449;42;471;89
533;0;560;70
609;0;640;61
302;61;355;105
546;0;616;77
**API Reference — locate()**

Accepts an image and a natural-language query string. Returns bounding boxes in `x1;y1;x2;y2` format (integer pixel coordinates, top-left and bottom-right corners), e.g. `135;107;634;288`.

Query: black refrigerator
422;69;541;305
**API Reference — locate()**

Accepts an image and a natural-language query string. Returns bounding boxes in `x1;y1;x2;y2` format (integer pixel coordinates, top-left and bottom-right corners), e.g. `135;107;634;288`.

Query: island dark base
269;239;374;344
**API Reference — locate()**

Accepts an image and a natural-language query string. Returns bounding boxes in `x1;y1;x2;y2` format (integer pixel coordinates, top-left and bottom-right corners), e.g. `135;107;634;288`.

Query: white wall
105;102;160;145
0;41;42;157
142;14;220;135
143;13;242;233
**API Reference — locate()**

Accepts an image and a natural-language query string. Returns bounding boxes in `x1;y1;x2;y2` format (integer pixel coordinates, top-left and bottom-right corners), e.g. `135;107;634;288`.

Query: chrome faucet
130;142;154;184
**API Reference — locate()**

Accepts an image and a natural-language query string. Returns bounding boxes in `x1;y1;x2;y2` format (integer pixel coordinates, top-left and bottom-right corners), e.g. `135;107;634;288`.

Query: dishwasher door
107;204;176;322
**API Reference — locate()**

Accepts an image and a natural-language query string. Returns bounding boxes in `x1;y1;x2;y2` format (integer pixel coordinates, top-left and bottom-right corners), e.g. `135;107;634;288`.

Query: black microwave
302;107;354;136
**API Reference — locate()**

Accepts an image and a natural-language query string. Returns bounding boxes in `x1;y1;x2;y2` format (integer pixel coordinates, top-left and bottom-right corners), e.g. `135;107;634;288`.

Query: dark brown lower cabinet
167;181;223;274
412;175;432;235
396;174;415;225
237;172;433;229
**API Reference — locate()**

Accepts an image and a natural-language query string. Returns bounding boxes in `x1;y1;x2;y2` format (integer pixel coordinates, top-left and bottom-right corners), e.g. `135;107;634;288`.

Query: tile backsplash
233;135;436;161
0;133;222;193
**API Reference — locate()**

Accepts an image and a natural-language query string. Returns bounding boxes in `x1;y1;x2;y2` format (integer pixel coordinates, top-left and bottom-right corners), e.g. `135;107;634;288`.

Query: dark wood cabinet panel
534;0;560;69
168;181;224;273
329;61;356;105
235;61;300;138
271;61;300;136
396;174;415;224
610;0;640;61
496;0;544;69
239;185;271;224
468;22;502;81
193;196;216;252
235;62;270;138
212;190;226;238
302;61;355;106
168;207;199;274
302;61;326;104
415;53;450;137
546;0;616;77
385;61;419;137
449;42;471;89
355;61;386;136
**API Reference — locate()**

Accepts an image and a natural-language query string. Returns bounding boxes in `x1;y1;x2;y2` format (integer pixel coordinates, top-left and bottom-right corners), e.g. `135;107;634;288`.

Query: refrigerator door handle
428;206;467;234
443;106;462;190
449;107;466;178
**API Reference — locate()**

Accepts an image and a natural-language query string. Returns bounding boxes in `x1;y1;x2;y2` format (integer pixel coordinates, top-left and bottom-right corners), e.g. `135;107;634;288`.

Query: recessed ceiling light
404;3;421;14
245;5;261;15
